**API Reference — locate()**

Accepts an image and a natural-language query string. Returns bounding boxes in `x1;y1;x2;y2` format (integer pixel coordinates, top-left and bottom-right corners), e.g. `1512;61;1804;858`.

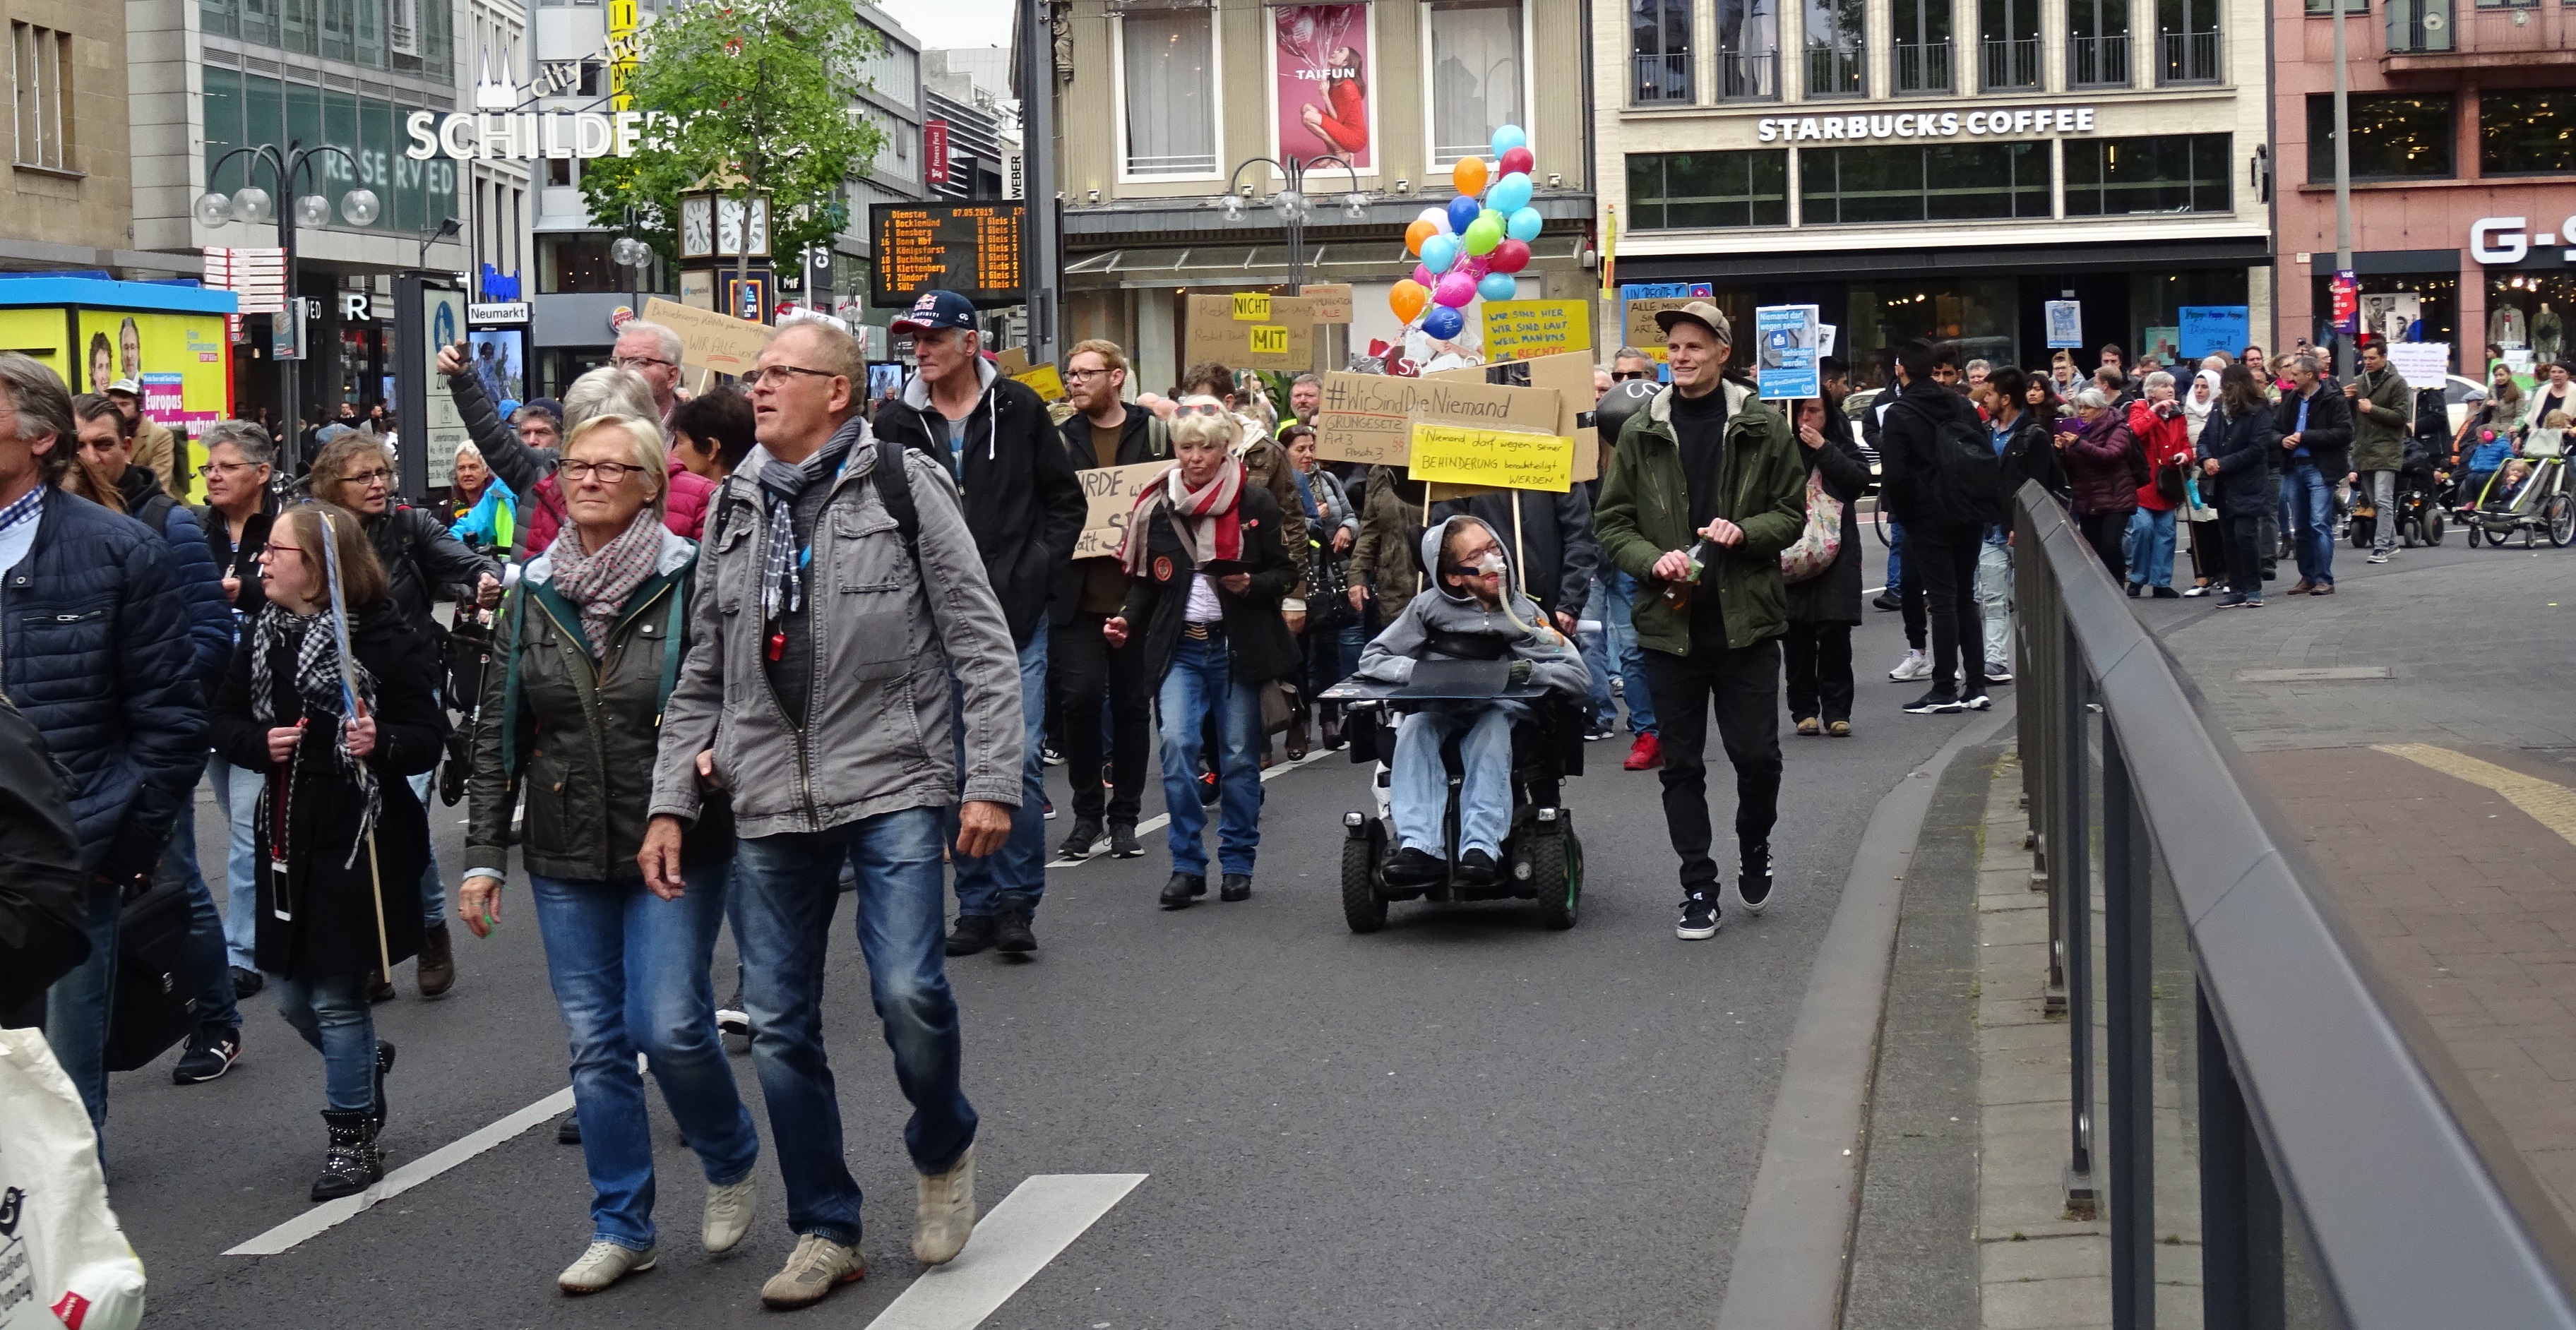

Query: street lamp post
1222;155;1367;296
197;140;381;473
2332;0;2354;379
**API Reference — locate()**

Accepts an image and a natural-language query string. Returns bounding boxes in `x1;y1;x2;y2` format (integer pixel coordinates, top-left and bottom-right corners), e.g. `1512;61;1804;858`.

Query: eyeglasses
265;543;303;554
1170;401;1227;419
1065;368;1114;383
614;355;675;372
740;364;840;390
1611;370;1652;382
204;461;266;477
559;460;650;484
341;468;393;486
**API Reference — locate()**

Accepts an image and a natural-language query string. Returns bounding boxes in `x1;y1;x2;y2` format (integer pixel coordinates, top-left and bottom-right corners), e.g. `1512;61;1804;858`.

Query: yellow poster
78;309;233;501
1407;424;1575;493
1482;300;1592;364
1013;363;1066;402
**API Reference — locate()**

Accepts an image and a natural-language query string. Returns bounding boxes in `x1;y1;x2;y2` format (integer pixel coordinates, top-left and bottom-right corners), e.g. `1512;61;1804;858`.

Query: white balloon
1418;205;1454;234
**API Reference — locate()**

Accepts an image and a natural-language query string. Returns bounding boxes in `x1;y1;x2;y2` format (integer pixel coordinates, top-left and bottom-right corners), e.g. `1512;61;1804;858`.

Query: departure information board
871;202;1026;308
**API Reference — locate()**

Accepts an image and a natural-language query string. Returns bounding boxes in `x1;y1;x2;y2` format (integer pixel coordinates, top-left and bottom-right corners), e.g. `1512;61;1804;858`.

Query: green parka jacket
1594;378;1808;655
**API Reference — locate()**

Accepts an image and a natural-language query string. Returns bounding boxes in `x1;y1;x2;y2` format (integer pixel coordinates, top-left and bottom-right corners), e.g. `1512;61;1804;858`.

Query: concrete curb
1712;700;2015;1330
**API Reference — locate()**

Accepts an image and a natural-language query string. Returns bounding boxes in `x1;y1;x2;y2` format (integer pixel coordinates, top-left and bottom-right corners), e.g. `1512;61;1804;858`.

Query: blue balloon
1420;232;1460;275
1505;206;1544;243
1423;305;1465;340
1490;124;1527;159
1487;172;1534;215
1445;193;1483;234
1477;271;1518;303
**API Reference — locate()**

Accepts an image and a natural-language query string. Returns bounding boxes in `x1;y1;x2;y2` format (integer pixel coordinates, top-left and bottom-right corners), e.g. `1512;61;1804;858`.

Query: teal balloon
1487;172;1534;214
1462;215;1504;256
1490;124;1527;158
1421;232;1460;275
1505;206;1544;243
1477;271;1518;303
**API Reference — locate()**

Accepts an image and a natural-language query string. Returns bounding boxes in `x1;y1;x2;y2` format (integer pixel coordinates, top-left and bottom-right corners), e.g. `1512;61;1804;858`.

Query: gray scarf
755;416;865;623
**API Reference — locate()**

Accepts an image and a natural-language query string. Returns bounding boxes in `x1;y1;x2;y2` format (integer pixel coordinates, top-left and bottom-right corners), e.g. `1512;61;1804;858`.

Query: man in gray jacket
640;320;1022;1311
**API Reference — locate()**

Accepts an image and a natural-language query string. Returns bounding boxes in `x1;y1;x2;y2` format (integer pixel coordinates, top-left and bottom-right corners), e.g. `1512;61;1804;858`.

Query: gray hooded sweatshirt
1354;515;1590;698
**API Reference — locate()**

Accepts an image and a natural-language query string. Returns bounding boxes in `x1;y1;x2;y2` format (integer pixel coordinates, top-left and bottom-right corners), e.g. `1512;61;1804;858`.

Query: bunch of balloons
1388;124;1545;343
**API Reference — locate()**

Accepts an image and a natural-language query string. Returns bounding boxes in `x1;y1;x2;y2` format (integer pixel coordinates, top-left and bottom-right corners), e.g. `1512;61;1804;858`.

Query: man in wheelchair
1354;515;1590;887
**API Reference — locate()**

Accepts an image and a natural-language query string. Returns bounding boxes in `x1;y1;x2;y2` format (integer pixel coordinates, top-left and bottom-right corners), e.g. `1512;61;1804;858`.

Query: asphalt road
100;534;1987;1329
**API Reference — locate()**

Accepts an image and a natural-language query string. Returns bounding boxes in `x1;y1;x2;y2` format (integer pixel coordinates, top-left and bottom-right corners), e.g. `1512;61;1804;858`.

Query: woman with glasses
458;415;757;1295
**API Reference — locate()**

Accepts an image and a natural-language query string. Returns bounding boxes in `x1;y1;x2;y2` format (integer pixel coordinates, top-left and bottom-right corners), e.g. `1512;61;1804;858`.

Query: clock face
746;197;770;256
679;196;713;258
717;197;745;256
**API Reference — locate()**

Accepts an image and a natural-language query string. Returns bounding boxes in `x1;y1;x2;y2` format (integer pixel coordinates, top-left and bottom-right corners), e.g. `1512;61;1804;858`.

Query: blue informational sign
1754;304;1819;400
2178;306;2249;361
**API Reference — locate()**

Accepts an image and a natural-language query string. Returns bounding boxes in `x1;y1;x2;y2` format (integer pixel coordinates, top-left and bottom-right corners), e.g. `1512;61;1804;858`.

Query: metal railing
1981;35;2042;88
1631;52;1694;104
1717;47;1782;101
2012;481;2576;1329
2068;32;2132;86
2157;29;2222;83
1895;39;1955;93
1806;40;1867;97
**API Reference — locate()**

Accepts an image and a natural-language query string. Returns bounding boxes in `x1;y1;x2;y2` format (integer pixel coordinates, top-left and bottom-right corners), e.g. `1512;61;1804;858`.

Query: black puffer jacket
1878;380;1984;534
366;503;499;640
1119;478;1300;685
873;366;1086;647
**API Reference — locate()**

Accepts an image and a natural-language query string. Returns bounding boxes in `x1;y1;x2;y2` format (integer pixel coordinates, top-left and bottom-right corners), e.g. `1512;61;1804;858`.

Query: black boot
946;914;997;957
369;1041;396;1131
1383;847;1445;887
311;1109;382;1202
1160;873;1207;909
994;892;1038;953
1220;873;1253;902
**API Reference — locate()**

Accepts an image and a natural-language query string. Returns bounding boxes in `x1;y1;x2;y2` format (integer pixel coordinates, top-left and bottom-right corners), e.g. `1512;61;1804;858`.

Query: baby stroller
2464;429;2574;549
2349;436;2448;549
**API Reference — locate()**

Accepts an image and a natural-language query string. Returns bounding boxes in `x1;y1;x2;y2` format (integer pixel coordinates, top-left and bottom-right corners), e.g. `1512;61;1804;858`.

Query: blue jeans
951;632;1046;919
1155;635;1265;877
1886;520;1906;595
213;754;261;971
273;970;377;1113
408;771;446;928
530;866;759;1251
2282;462;2337;587
2123;507;2178;589
1392;705;1514;858
157;784;242;1036
45;884;121;1131
729;806;976;1245
1592;571;1655;734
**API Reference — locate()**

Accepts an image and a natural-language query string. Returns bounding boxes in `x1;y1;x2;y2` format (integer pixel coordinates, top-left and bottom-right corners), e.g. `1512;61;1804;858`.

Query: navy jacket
117;465;234;690
1;490;205;880
2198;408;2283;520
874;366;1086;647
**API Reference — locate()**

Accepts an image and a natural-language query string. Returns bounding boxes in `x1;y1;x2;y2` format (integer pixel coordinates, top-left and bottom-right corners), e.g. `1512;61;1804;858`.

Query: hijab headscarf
2184;369;2223;432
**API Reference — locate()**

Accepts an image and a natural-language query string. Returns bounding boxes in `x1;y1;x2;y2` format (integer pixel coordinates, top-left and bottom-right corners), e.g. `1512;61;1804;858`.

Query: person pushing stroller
1355;515;1590;888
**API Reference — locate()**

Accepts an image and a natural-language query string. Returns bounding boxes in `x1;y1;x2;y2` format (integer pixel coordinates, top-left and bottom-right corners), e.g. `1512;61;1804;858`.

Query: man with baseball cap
1594;301;1806;942
105;378;189;503
872;289;1085;958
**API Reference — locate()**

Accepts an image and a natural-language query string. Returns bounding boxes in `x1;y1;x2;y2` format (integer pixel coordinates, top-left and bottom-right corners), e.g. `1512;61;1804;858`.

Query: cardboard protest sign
1409;424;1575;493
1623;298;1695;349
1071;461;1171;561
1302;283;1353;324
993;347;1031;376
1313;371;1561;467
1186;294;1315;365
643;299;770;377
1424;352;1599;482
1483;300;1592;363
1014;363;1066;401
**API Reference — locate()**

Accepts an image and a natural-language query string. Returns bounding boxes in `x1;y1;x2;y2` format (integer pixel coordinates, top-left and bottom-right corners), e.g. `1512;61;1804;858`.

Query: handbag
1260;679;1297;734
2183;474;2217;524
1777;469;1845;584
2155;457;2187;506
102;877;201;1073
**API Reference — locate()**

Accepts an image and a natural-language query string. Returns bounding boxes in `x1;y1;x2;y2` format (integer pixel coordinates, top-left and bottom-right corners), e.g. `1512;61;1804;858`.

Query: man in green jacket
2344;340;2411;564
1595;302;1808;942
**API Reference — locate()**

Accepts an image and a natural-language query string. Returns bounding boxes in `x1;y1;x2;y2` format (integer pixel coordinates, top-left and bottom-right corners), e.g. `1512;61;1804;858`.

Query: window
544;156;575;186
539;234;624;294
2306;93;2453;181
1804;0;1864;96
1426;0;1522;165
2481;91;2576;174
2386;0;2452;50
1627;150;1788;228
2064;133;2231;214
10;23;70;172
2155;0;2221;82
2301;0;2366;14
1715;0;1779;100
1631;0;1692;104
1119;5;1217;176
1979;0;2040;89
1892;0;1954;94
1801;143;2049;224
2068;0;2131;87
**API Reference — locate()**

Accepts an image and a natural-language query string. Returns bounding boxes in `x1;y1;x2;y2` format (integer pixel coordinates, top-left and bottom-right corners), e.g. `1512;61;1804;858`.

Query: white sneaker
559;1240;655;1295
1888;648;1931;682
703;1175;758;1253
760;1233;866;1310
1964;693;1992;712
914;1144;977;1266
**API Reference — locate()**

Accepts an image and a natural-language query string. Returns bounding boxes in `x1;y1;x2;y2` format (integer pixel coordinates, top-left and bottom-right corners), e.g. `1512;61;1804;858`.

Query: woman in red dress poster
1278;6;1368;166
1299;46;1368;157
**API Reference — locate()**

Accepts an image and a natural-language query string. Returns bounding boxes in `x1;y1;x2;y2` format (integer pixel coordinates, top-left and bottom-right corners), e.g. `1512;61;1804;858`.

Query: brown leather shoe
2285;580;2315;595
415;923;455;1000
2308;582;2336;596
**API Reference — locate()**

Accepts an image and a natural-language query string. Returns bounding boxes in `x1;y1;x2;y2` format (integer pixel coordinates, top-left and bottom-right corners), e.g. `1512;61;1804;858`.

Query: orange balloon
1389;279;1429;325
1451;155;1490;199
1405;218;1437;257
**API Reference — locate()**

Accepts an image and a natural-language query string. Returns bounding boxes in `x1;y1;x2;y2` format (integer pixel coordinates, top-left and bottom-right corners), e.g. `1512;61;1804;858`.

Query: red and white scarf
1121;460;1245;577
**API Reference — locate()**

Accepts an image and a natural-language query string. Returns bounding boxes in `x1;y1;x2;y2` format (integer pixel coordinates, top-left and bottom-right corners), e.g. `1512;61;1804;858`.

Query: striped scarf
756;417;864;623
249;605;380;865
1121;460;1244;578
545;507;664;655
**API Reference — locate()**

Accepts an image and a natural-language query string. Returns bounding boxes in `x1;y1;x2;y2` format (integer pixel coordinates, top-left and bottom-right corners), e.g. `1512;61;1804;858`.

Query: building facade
1595;0;2272;378
3;0;151;273
2272;0;2576;376
1049;0;1597;391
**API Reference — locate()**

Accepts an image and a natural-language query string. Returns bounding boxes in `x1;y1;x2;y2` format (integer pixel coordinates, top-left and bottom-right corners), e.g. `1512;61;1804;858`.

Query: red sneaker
1623;733;1662;772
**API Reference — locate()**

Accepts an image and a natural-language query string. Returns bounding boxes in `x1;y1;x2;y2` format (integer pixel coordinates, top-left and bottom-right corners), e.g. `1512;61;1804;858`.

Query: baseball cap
1653;301;1732;345
107;378;142;397
891;289;977;335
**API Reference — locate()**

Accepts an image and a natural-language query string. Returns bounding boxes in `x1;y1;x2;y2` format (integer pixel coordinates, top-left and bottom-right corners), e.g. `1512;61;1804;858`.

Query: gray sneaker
558;1240;655;1295
759;1233;866;1310
703;1175;757;1253
914;1144;978;1266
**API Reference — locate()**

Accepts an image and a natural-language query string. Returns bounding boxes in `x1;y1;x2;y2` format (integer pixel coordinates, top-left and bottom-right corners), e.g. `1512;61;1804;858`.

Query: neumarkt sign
1757;104;2099;143
405;109;672;162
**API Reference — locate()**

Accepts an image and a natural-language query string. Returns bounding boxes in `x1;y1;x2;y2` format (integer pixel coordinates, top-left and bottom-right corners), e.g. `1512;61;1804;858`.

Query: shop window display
2488;272;2573;367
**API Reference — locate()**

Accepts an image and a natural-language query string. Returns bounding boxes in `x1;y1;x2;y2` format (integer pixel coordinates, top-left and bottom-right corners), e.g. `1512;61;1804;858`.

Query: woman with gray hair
2056;385;2142;582
436;347;717;553
2121;370;2195;597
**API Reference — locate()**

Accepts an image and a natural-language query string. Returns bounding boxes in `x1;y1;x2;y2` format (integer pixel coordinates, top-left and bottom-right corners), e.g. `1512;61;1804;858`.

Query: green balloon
1479;208;1503;228
1463;215;1504;256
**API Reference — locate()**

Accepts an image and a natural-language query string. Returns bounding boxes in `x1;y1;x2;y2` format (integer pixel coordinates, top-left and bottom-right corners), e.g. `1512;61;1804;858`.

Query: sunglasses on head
1171;401;1227;419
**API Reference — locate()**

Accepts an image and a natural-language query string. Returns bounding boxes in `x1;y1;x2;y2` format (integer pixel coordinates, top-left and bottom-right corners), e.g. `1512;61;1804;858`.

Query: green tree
581;0;883;268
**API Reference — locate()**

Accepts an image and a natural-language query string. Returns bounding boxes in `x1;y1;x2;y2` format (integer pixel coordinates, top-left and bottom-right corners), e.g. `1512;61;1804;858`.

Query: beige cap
1653;301;1732;345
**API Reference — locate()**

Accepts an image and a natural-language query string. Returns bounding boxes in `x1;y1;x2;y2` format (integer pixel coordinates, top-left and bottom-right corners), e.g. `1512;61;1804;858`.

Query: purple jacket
2062;410;2140;517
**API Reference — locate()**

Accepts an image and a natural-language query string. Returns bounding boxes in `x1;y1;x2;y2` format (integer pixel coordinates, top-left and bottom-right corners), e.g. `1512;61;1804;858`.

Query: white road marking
1047;748;1337;870
861;1174;1147;1330
224;1087;576;1257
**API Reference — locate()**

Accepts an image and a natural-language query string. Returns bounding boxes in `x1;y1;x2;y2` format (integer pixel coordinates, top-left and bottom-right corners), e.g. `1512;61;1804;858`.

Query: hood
1643;378;1754;431
1418;514;1529;609
901;358;1001;461
523;522;695;587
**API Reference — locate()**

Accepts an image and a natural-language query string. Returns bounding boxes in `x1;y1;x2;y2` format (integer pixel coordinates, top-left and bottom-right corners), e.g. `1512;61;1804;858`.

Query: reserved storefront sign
1757;105;2098;143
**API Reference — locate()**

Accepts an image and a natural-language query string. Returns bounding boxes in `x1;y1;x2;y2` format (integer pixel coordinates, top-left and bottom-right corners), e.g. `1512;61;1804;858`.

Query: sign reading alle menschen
1757;105;2099;143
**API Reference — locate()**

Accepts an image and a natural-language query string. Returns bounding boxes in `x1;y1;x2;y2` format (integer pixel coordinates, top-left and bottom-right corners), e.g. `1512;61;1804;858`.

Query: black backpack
1900;398;2004;527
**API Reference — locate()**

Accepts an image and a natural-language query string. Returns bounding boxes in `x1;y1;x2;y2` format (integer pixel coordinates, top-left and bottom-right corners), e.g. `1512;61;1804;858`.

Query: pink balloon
1499;145;1535;177
1488;239;1531;274
1412;263;1435;287
1432;271;1478;308
1457;254;1491;279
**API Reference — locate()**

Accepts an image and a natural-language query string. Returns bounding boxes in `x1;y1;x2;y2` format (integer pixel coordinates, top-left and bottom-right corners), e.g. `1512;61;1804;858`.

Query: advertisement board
1274;4;1372;169
422;285;469;489
78;308;233;500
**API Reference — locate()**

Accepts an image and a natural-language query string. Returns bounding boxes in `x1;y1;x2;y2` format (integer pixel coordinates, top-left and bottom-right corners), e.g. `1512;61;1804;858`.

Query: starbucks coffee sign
1756;104;2099;143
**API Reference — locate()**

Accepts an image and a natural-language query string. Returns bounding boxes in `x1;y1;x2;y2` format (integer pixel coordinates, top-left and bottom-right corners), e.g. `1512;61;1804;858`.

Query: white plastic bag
0;1029;146;1330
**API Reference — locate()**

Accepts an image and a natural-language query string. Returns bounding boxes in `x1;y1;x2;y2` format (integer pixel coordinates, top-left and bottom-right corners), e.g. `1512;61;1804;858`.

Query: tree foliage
580;0;883;265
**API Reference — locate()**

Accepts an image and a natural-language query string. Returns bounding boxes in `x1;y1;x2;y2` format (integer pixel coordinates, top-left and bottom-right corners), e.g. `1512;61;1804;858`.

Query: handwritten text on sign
1483;299;1592;363
1072;461;1172;561
1407;425;1576;493
1313;371;1564;466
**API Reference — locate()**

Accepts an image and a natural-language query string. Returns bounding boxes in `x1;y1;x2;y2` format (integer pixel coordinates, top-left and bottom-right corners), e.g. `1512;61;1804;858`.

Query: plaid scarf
1121;460;1244;578
249;605;380;865
545;507;664;655
756;417;864;623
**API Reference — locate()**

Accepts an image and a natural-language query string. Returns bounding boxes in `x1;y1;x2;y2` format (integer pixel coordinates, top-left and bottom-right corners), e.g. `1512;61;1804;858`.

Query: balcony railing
1806;40;1866;97
1980;35;2041;88
2068;32;2132;86
2157;29;2222;83
1630;52;1694;104
1717;47;1782;101
1894;39;1955;93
